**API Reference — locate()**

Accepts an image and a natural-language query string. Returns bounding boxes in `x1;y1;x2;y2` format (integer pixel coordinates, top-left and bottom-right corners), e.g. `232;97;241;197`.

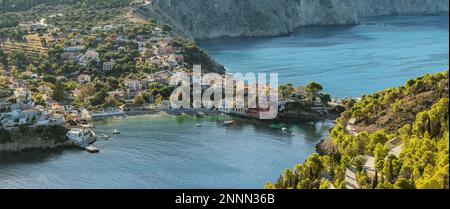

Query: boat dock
84;145;100;153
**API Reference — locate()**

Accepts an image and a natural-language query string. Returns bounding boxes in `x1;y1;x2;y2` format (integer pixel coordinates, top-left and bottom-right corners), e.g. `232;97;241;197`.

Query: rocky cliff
0;126;74;152
138;0;449;40
350;0;449;16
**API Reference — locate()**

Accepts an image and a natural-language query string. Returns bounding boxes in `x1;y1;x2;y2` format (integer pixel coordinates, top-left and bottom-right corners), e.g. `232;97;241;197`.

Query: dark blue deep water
200;16;449;98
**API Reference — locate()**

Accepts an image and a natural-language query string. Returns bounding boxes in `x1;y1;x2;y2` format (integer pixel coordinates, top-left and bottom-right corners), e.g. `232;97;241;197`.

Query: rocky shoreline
0;140;75;153
140;0;448;40
0;126;74;153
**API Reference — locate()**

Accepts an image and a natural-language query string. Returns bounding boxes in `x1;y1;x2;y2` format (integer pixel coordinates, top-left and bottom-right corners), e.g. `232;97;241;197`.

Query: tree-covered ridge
266;71;449;189
0;0;133;12
347;71;449;133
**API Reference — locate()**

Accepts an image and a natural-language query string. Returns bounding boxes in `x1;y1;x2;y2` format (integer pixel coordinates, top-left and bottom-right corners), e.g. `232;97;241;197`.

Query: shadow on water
0;147;80;167
200;24;360;50
214;116;332;143
362;15;449;29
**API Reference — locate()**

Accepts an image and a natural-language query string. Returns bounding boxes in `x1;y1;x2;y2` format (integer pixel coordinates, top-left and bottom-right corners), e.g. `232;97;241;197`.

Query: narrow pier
84;145;100;153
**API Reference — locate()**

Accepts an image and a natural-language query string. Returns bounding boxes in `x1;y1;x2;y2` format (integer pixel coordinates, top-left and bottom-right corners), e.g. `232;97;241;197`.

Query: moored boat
100;134;110;140
112;129;121;135
67;128;97;147
222;120;234;126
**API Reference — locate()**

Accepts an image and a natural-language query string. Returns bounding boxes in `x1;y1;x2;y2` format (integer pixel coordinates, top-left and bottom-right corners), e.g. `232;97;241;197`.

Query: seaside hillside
266;71;449;189
0;0;133;12
0;125;73;152
1;0;226;152
141;0;449;39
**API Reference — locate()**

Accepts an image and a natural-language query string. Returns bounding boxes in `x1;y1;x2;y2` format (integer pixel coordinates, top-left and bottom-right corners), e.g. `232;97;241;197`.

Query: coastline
91;108;222;120
0;126;75;153
0;140;76;153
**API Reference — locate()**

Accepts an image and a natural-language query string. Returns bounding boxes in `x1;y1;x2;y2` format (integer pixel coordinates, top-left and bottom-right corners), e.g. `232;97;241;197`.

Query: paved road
345;166;360;189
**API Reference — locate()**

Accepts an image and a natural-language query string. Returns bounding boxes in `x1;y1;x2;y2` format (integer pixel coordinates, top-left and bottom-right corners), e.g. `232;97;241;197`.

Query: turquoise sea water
0;16;448;188
0;115;332;188
200;16;449;98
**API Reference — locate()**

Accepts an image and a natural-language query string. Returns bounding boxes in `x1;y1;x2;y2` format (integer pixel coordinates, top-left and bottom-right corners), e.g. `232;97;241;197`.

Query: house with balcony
124;79;142;91
78;50;99;66
103;61;114;71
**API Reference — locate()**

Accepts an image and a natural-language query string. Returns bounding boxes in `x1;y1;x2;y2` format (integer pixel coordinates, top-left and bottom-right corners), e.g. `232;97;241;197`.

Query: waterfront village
0;5;344;149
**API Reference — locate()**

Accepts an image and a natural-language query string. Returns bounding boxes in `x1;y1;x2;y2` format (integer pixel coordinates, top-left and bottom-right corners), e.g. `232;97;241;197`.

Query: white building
124;79;142;91
134;40;147;51
103;62;114;71
61;52;78;60
147;56;162;67
167;54;179;67
36;113;65;126
103;25;115;31
78;50;99;66
91;26;102;32
14;88;33;105
78;74;91;84
157;100;171;110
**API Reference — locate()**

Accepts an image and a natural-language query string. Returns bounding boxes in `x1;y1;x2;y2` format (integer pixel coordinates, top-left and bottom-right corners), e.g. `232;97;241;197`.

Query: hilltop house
1;108;42;126
134;40;147;51
110;33;119;41
64;46;85;52
21;108;42;123
124;79;142;91
78;74;91;84
91;26;102;32
152;27;163;36
103;25;115;31
0;101;12;113
103;61;114;71
61;52;78;60
78;50;99;66
36;112;65;126
158;44;173;56
14;88;33;106
167;54;179;67
118;35;129;42
118;46;126;53
147;56;162;67
50;103;65;114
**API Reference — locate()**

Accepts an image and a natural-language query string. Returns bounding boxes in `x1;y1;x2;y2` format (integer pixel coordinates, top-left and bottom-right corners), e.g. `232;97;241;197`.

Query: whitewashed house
157;100;171;110
103;61;114;71
78;50;99;66
36;113;65;126
124;79;142;91
14;88;33;105
78;74;91;84
61;52;78;60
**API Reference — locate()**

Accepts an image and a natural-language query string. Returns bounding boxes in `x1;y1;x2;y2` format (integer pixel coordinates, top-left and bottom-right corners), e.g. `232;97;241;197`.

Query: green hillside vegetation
0;0;133;12
266;71;449;189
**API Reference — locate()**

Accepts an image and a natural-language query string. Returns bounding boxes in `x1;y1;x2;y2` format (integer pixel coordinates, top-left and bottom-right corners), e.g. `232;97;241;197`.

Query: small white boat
195;123;202;127
100;134;110;140
223;120;234;126
112;129;121;135
282;127;289;132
